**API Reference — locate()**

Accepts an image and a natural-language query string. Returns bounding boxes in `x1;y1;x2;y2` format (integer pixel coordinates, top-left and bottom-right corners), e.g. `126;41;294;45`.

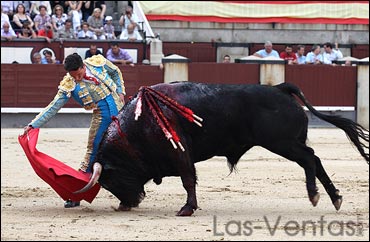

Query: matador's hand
23;125;33;136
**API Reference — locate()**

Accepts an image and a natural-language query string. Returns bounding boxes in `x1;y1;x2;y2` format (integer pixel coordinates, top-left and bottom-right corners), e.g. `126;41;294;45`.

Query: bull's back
152;82;305;125
150;82;307;155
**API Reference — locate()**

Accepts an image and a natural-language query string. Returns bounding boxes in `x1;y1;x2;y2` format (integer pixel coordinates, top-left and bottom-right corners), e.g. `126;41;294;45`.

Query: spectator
17;21;37;39
87;7;105;40
80;1;91;22
57;18;76;39
295;45;306;65
343;60;352;66
37;23;54;43
106;42;134;66
32;52;42;64
50;1;69;14
34;5;52;31
12;3;35;32
119;23;142;41
85;44;103;59
1;1;14;21
1;21;17;40
1;6;12;32
253;41;279;58
279;44;297;64
104;15;115;40
66;1;82;32
13;1;32;14
77;21;94;39
96;1;107;18
51;4;68;34
30;1;52;18
41;49;60;64
81;1;106;22
322;42;343;65
119;5;140;33
222;54;231;63
306;44;323;65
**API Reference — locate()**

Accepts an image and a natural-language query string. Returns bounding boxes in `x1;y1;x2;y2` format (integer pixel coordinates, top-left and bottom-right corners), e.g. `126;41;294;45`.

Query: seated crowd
221;41;346;65
1;2;143;42
30;41;135;66
251;41;344;65
2;2;348;66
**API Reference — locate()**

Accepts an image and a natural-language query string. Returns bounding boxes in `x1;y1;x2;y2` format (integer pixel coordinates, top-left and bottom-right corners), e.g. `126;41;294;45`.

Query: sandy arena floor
1;128;369;241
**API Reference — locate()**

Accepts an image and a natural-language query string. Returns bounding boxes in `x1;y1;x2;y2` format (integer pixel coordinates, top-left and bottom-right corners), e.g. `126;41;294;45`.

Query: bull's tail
276;82;369;163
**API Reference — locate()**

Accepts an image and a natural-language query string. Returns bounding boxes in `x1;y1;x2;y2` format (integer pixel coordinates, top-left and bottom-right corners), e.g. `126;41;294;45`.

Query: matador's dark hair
64;53;84;72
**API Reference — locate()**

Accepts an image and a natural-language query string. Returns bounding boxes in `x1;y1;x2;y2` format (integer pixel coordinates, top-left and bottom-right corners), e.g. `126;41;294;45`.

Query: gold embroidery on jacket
84;54;106;67
58;74;76;97
78;82;96;110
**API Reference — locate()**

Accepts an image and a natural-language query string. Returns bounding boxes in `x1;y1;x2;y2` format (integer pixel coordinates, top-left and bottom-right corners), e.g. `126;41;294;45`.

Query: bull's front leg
177;174;198;216
174;136;198;216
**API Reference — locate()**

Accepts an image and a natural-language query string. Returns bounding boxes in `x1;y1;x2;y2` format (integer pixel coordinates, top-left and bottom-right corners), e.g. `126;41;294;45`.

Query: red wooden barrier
285;64;357;106
1;63;357;108
189;63;259;84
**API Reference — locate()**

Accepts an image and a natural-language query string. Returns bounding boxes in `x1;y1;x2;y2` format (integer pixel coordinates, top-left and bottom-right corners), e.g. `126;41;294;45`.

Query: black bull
76;82;369;216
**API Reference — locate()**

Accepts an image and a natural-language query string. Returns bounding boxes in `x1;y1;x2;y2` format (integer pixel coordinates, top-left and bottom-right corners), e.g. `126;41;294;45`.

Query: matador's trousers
80;95;119;173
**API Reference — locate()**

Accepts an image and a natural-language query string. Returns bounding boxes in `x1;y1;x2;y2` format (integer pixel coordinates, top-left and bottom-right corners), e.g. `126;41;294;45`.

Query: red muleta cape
18;128;100;203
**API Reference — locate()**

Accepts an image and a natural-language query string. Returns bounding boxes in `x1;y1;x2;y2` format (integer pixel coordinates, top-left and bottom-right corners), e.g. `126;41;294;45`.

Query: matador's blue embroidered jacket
29;54;125;128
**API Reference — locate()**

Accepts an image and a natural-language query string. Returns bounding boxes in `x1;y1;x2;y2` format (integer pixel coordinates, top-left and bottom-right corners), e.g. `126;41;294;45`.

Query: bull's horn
73;162;102;194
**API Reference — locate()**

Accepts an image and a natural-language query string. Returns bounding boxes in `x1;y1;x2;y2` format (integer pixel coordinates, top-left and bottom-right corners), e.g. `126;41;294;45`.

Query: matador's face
69;65;86;82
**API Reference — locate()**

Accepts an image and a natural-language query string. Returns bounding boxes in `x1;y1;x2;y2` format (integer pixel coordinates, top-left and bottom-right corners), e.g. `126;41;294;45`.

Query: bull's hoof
309;193;320;207
112;204;132;212
333;196;343;211
176;205;195;216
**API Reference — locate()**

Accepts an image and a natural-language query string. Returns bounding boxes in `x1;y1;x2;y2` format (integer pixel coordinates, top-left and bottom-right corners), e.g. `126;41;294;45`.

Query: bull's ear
74;163;102;194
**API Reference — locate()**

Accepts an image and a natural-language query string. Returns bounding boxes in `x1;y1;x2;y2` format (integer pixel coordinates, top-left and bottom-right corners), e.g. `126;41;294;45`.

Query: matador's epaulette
84;54;106;67
58;74;76;97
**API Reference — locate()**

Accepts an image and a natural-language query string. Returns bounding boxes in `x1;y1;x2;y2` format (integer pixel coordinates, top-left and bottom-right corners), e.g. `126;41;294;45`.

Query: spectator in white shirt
1;21;17;40
120;23;142;41
1;6;13;32
119;5;140;33
1;1;14;19
295;45;306;64
253;41;279;58
322;42;343;65
77;21;94;39
306;44;323;65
